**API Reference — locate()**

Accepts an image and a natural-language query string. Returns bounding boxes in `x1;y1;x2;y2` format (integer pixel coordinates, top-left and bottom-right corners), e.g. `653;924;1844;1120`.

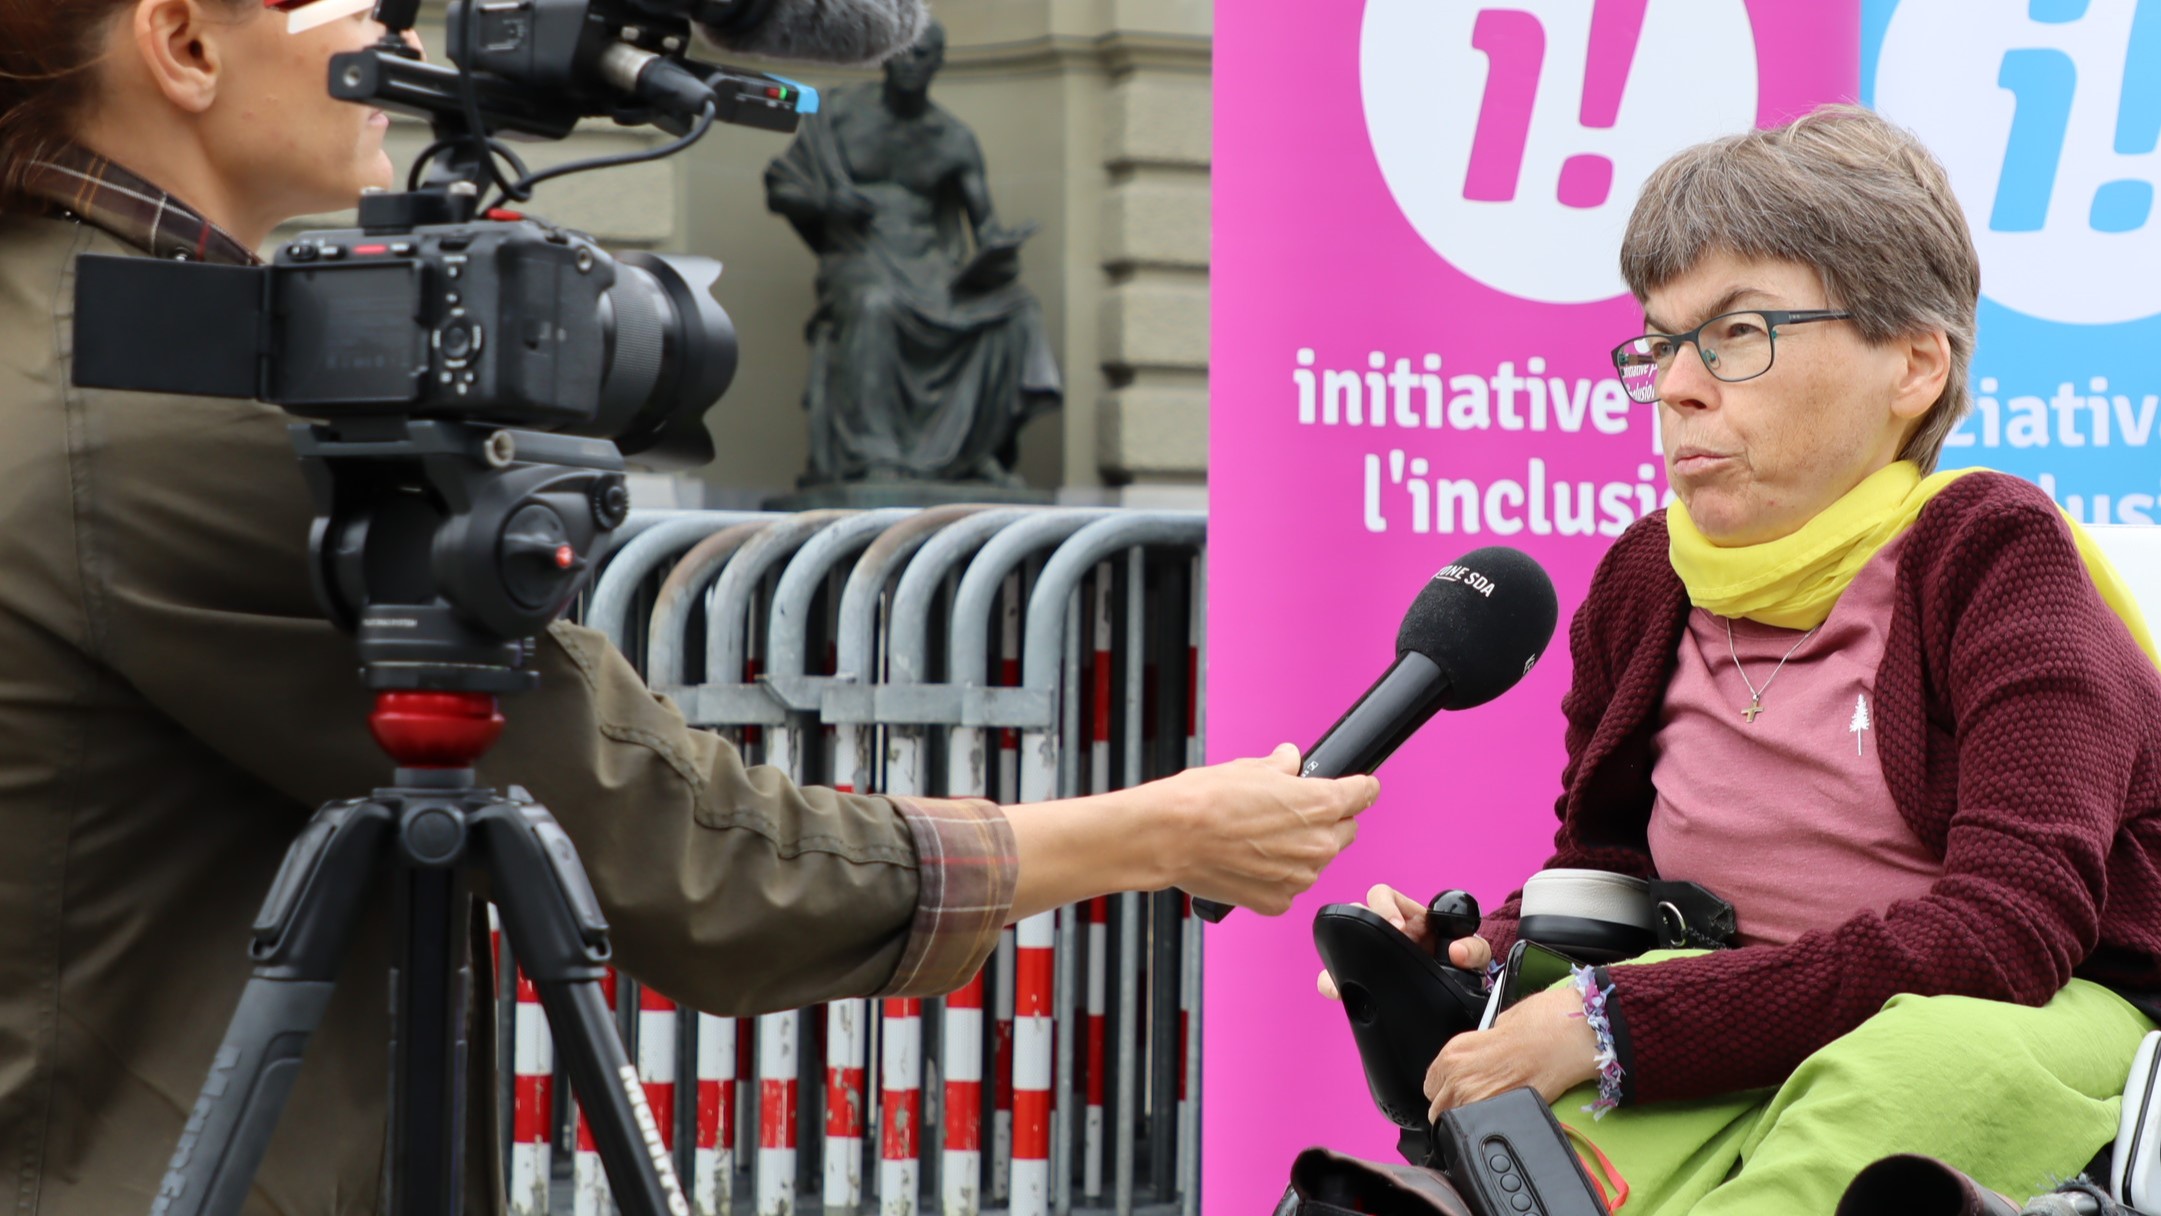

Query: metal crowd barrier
497;506;1210;1216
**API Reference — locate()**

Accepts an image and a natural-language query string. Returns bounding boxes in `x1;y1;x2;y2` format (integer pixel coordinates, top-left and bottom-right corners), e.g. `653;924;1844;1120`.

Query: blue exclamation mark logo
2092;0;2161;232
1991;0;2085;233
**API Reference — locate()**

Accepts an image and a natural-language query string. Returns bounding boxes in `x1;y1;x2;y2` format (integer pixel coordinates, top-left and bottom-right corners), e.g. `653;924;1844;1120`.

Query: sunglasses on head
265;0;378;34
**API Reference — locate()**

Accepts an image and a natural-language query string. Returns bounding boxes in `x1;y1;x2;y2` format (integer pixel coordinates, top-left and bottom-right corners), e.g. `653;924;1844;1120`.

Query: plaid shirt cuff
877;795;1018;997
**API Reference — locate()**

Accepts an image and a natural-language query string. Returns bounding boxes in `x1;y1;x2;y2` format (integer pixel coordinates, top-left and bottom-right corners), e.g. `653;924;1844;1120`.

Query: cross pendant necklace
1724;618;1820;725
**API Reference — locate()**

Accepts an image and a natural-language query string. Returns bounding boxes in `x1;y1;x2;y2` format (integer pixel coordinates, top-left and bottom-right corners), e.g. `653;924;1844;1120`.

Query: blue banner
1868;0;2161;525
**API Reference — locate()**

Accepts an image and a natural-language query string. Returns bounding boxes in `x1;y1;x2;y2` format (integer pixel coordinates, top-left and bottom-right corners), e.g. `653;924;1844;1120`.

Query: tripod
149;420;688;1216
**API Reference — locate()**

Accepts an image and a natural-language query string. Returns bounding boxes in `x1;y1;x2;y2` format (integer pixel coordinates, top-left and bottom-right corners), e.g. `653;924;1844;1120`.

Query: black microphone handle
1193;653;1450;923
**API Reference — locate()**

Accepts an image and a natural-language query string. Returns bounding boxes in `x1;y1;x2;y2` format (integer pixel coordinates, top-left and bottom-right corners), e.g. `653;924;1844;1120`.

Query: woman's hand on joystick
1316;883;1492;999
1426;888;1493;973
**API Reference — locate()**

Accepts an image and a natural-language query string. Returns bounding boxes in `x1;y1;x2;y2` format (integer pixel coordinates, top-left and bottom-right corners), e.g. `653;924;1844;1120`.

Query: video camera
72;0;821;469
67;0;827;669
76;210;738;467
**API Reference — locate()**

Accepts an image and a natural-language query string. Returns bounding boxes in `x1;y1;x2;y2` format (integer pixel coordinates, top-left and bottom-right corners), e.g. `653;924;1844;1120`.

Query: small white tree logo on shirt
1851;694;1872;755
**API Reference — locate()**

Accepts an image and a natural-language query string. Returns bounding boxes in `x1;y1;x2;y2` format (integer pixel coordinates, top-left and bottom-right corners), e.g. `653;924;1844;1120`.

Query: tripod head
295;418;629;697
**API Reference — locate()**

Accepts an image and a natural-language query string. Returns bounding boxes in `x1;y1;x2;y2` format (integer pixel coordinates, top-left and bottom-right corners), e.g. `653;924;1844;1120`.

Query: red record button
354;244;388;256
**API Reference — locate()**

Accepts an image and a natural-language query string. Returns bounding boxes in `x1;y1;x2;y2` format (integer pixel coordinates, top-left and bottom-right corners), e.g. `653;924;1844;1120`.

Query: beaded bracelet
1568;964;1626;1119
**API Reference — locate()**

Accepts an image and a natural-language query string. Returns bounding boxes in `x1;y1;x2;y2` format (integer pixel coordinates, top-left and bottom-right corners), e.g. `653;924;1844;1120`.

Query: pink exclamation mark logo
1463;0;1649;208
1559;0;1650;209
1464;10;1546;202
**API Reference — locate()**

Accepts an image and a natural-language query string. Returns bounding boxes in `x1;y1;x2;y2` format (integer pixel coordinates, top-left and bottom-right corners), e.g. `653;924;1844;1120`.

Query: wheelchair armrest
2113;1030;2161;1209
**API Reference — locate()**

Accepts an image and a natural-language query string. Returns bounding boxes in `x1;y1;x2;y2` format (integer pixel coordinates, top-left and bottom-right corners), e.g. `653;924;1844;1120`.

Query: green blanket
1546;951;2154;1214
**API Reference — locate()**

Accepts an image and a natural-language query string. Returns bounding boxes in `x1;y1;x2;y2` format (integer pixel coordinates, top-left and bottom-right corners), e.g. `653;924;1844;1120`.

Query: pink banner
1206;2;1857;1208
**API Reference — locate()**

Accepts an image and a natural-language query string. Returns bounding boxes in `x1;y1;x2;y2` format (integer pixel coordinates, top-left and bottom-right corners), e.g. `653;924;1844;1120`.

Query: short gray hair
1620;104;1979;472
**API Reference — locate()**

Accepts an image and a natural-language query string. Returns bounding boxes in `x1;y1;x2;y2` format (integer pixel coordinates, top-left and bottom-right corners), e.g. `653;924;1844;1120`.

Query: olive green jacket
0;208;1014;1215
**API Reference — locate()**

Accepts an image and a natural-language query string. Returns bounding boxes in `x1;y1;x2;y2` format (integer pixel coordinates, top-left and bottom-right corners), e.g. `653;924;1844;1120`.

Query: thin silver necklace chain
1723;617;1821;724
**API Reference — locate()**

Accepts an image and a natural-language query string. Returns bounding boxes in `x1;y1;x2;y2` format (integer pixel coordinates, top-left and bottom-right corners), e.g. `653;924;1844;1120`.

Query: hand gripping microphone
1194;547;1559;922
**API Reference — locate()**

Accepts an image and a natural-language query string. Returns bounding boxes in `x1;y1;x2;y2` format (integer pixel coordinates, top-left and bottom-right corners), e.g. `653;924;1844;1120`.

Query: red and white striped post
941;973;984;1216
1091;567;1114;795
824;1000;869;1209
991;569;1023;1204
638;987;679;1169
1010;912;1055;1216
823;575;844;778
756;1012;797;1216
740;653;765;752
879;997;923;1215
573;969;619;1216
832;709;862;795
992;933;1016;1202
510;968;554;1216
998;569;1022;804
1084;567;1114;1199
694;1013;736;1216
1085;898;1109;1200
737;1027;755;1172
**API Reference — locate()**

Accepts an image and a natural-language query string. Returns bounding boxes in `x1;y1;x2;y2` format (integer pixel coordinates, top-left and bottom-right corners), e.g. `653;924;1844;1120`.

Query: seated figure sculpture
765;20;1061;489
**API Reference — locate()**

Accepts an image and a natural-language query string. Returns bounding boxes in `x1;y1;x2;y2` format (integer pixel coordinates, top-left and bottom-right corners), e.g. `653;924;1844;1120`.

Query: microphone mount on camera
336;0;818;164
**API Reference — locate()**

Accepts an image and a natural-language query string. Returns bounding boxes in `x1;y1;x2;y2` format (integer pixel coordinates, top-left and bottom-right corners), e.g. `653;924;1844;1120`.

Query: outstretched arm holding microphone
1192;546;1560;923
1009;743;1377;922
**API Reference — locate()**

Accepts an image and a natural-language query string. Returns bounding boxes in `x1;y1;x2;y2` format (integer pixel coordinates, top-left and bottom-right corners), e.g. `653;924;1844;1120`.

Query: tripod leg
386;861;476;1216
477;796;690;1216
151;801;395;1216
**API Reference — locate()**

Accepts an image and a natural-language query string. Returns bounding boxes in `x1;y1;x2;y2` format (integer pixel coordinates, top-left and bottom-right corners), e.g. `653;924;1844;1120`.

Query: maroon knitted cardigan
1476;471;2161;1106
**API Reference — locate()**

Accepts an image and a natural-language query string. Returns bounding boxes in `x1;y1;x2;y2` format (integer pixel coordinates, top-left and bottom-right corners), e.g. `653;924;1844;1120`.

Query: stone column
1095;9;1212;495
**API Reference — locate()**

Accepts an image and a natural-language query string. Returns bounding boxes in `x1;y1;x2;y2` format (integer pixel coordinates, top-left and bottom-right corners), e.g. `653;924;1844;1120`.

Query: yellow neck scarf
1667;461;2158;665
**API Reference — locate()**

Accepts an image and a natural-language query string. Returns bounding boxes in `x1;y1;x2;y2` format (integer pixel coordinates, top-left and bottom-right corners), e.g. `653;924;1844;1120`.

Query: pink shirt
1647;534;1943;947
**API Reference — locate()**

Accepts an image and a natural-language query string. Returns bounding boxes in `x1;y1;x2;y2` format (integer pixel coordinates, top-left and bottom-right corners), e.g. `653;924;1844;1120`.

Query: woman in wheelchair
1328;105;2161;1215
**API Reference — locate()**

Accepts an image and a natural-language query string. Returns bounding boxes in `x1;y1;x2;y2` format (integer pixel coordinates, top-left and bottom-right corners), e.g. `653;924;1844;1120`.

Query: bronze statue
765;20;1061;491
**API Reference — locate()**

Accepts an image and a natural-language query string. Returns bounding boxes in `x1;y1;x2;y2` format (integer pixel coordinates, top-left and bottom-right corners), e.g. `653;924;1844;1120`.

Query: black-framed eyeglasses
1610;309;1853;404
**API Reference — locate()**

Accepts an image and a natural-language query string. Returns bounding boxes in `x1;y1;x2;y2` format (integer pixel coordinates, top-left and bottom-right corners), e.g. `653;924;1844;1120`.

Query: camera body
269;217;611;424
75;204;735;468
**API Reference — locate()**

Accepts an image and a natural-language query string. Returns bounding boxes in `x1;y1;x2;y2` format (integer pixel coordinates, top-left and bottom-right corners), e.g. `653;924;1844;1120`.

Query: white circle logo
1361;0;1759;305
1876;1;2161;325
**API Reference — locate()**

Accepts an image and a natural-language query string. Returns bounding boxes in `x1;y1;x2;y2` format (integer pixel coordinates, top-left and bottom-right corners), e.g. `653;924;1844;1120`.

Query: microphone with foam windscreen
1194;547;1560;922
689;0;930;65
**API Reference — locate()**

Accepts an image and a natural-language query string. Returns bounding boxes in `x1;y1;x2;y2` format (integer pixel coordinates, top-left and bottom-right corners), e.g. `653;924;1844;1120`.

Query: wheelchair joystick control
1427;889;1482;953
1313;887;1494;1136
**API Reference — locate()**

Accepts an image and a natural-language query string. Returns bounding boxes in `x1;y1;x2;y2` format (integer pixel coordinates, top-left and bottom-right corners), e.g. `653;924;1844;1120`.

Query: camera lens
590;252;736;469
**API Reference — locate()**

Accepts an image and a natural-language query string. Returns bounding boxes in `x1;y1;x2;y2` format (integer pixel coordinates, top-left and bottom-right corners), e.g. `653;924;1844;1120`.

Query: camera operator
0;3;1379;1212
